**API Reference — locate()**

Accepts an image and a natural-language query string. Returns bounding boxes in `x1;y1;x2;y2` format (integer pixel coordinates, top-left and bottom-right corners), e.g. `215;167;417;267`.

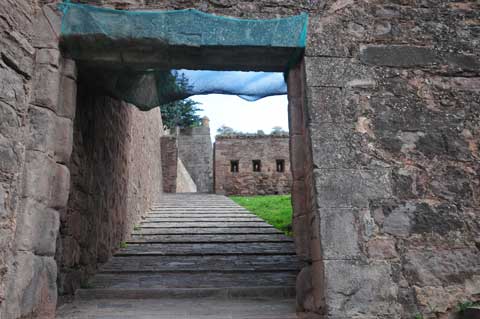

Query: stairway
58;194;300;318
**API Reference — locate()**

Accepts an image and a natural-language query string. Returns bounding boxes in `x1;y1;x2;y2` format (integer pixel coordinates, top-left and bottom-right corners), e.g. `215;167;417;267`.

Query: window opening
276;159;285;172
253;160;261;172
230;160;239;173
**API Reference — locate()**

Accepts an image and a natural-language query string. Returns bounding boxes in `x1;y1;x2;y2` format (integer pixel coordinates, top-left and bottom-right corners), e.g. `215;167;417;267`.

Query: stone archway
2;1;479;319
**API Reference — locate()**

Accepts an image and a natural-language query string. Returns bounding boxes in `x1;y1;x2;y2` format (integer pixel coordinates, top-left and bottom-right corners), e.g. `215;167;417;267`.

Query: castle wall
55;78;164;303
0;1;478;318
176;126;213;193
160;135;178;193
214;135;292;196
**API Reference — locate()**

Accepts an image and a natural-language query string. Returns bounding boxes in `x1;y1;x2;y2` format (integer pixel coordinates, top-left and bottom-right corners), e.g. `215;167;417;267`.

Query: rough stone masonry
0;1;479;319
214;134;292;195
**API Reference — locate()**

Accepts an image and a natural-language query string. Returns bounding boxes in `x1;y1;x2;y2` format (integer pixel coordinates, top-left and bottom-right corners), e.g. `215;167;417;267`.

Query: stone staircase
71;193;300;308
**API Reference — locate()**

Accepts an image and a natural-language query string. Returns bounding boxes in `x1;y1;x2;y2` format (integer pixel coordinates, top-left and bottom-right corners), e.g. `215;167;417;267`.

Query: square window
252;160;261;172
230;160;239;172
276;159;285;172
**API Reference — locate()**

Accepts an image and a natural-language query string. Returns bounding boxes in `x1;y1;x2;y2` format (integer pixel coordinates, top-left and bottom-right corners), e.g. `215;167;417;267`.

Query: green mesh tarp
59;2;308;110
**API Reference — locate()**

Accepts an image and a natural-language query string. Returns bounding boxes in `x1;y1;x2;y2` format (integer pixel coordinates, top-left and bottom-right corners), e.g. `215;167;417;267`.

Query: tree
271;126;287;135
161;98;202;129
216;125;236;136
159;71;203;129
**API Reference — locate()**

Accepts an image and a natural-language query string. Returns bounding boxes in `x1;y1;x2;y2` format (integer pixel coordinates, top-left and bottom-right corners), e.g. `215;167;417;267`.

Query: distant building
214;134;292;195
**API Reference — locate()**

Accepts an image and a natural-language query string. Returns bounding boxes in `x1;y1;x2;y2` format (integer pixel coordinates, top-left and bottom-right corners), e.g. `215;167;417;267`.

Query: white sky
192;94;289;141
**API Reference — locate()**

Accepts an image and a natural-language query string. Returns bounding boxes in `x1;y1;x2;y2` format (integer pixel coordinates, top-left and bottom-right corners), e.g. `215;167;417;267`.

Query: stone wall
126;107;163;231
176;158;197;193
214;135;292;196
177;126;213;193
1;2;74;318
160;136;178;193
1;1;478;319
56;76;164;302
303;2;480;318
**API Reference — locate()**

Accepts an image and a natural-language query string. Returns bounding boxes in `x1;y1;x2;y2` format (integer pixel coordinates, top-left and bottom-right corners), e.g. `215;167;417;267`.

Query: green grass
230;195;292;236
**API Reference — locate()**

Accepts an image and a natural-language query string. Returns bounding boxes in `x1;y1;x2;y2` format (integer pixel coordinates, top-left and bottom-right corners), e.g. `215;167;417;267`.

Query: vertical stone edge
288;59;326;318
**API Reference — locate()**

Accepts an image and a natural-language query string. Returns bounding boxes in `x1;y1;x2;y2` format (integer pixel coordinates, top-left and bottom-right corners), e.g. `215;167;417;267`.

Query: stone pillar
288;60;325;318
3;3;77;318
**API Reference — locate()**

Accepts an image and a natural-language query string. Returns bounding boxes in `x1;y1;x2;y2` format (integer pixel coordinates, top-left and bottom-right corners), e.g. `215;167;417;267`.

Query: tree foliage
160;71;202;129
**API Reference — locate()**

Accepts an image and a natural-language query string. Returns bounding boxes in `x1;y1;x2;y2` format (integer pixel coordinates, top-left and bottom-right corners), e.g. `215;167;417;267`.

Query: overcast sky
191;94;289;141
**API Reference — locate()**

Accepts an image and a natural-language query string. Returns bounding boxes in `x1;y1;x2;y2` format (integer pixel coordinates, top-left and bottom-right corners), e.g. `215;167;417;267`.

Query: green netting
59;1;308;110
60;2;307;48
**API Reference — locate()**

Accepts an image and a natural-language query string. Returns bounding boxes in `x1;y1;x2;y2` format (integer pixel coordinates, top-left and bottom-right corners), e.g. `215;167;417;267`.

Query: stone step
132;227;283;235
151;206;248;212
140;222;272;228
145;213;255;218
87;272;297;290
99;255;301;273
142;217;263;222
75;286;296;301
128;233;293;244
116;242;296;256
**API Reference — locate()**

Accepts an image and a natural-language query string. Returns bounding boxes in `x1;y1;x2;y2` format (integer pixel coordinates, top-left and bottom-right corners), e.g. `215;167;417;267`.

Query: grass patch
230;195;292;236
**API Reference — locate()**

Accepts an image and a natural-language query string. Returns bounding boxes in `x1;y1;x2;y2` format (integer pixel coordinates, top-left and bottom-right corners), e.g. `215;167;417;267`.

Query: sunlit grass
230;195;292;236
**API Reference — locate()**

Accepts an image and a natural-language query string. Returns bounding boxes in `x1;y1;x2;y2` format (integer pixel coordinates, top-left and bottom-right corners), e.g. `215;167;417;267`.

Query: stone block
0;136;19;173
308;122;376;169
0;101;20;139
57;75;77;120
359;45;439;67
293;214;311;261
15;199;59;256
292;180;307;216
31;64;60;111
290;134;306;180
305;57;374;88
318;207;361;260
53;117;73;164
35;48;60;67
366;237;398;260
27;105;55;154
5;252;57;318
61;58;77;80
382;203;414;237
23;151;56;204
311;260;326;313
404;248;480;287
49;164;70;210
296;265;315;312
32;8;59;49
288;96;305;135
314;168;392;208
323;260;400;318
0;59;27;104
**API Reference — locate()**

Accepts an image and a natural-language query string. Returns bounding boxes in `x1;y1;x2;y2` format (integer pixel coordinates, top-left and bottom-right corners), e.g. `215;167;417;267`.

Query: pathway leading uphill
57;194;300;318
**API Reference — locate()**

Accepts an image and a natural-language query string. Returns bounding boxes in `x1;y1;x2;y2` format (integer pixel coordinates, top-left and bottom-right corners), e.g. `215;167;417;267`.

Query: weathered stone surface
319;208;360;259
15;199;59;256
360;45;439;67
31;64;60;110
23;151;56;204
176;125;213;193
53;117;74;164
160;135;178;193
214;135;292;195
176;158;197;193
305;57;374;88
324;260;401;318
314;169;392;208
404;249;480;287
57;75;77;120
